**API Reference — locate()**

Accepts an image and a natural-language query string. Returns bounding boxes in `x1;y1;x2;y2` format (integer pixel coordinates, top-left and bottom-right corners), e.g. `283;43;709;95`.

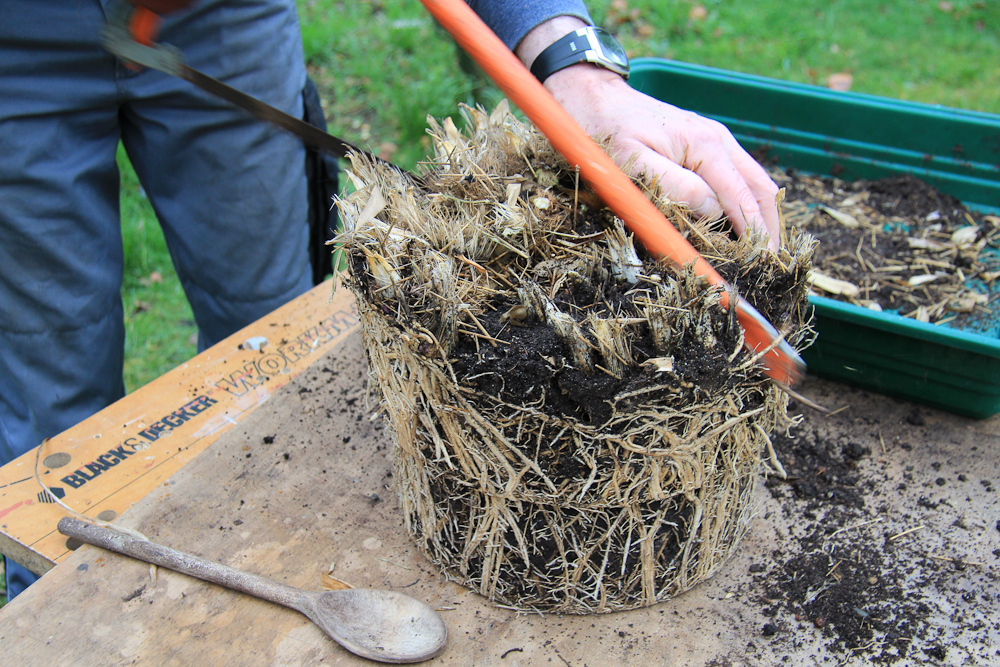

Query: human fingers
687;140;780;249
634;111;780;249
542;71;782;247
618;130;779;249
597;98;781;249
625;145;725;221
727;146;783;248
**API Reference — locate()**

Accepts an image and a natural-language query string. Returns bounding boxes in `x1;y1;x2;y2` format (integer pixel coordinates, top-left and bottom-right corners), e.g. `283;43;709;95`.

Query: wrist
542;63;631;104
519;21;630;88
514;16;591;69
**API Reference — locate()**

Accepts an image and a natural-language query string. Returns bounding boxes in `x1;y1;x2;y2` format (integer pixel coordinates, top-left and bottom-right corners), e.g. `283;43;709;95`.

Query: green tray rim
628;58;1000;416
807;296;1000;359
630;58;1000;124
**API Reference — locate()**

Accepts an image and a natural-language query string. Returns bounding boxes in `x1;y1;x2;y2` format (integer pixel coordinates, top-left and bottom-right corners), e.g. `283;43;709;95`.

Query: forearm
465;0;591;51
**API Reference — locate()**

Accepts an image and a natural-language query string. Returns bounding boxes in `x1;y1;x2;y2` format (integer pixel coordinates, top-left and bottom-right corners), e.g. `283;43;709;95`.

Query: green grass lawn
2;0;998;614
119;145;200;392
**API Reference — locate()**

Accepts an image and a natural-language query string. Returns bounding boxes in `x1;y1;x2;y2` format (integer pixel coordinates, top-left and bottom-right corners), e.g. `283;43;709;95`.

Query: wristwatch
530;26;630;84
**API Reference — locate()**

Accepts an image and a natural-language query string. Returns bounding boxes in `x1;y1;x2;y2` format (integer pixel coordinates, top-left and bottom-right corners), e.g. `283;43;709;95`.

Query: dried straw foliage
776;170;1000;329
335;102;815;613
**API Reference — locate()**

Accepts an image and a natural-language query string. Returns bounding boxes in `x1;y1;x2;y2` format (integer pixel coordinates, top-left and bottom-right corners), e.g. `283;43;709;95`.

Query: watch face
531;25;630;83
593;29;629;69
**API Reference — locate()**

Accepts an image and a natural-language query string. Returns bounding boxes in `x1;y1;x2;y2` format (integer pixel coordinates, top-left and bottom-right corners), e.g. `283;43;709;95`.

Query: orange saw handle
419;0;805;386
128;5;161;46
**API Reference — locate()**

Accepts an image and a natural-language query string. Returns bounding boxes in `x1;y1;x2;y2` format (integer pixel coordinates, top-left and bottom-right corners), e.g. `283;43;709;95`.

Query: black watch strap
530;26;630;84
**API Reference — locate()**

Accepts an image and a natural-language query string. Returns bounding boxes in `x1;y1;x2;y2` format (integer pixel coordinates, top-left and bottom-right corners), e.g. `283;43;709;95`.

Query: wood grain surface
0;279;359;575
1;328;997;666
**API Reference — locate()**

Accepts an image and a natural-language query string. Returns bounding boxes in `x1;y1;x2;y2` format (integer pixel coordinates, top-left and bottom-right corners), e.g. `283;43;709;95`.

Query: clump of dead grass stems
335;102;815;613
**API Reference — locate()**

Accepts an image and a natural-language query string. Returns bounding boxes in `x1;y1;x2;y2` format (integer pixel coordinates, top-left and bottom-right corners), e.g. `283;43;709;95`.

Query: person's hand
517;18;781;250
546;66;781;249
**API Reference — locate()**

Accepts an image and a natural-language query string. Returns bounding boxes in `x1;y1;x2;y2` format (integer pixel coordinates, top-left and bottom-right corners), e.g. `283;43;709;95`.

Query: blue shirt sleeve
465;1;594;51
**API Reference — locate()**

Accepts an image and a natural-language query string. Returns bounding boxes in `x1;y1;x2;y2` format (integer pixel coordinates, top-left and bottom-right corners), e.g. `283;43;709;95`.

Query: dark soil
775;170;1000;334
746;400;1000;665
727;169;999;665
764;424;873;510
447;292;750;429
757;423;919;661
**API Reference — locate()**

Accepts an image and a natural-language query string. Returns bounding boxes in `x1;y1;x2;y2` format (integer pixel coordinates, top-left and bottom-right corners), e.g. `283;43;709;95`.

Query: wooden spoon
58;517;447;664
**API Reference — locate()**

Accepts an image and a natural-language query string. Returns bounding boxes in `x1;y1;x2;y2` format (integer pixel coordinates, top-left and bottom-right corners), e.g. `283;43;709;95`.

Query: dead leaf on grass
688;5;708;21
827;72;853;92
377;142;398;161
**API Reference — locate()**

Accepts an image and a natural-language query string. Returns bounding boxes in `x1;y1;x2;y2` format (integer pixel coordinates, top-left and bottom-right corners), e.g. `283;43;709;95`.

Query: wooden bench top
2;278;997;665
0;278;358;575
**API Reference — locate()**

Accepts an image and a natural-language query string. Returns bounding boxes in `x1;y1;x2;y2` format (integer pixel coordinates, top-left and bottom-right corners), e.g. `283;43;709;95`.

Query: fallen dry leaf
908;274;941;287
641;356;674;373
907;237;946;251
827;72;853;92
818;204;860;228
377;141;397;160
688;5;708;21
950;292;988;313
951;226;979;245
808;271;861;297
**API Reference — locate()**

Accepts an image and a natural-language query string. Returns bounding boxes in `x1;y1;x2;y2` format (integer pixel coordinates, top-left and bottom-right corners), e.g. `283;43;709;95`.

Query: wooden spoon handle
58;517;305;609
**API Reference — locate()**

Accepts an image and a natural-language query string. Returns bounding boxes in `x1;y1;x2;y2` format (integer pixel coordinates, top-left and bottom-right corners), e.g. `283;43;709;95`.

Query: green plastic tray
629;58;1000;418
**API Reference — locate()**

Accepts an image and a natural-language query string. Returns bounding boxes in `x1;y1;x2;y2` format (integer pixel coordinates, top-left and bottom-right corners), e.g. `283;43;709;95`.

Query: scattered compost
336;102;815;613
745;396;1000;666
334;101;995;660
773;169;1000;334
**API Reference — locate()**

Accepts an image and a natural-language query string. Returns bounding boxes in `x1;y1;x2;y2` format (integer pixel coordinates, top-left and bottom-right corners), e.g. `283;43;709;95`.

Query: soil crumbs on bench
744;398;1000;665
